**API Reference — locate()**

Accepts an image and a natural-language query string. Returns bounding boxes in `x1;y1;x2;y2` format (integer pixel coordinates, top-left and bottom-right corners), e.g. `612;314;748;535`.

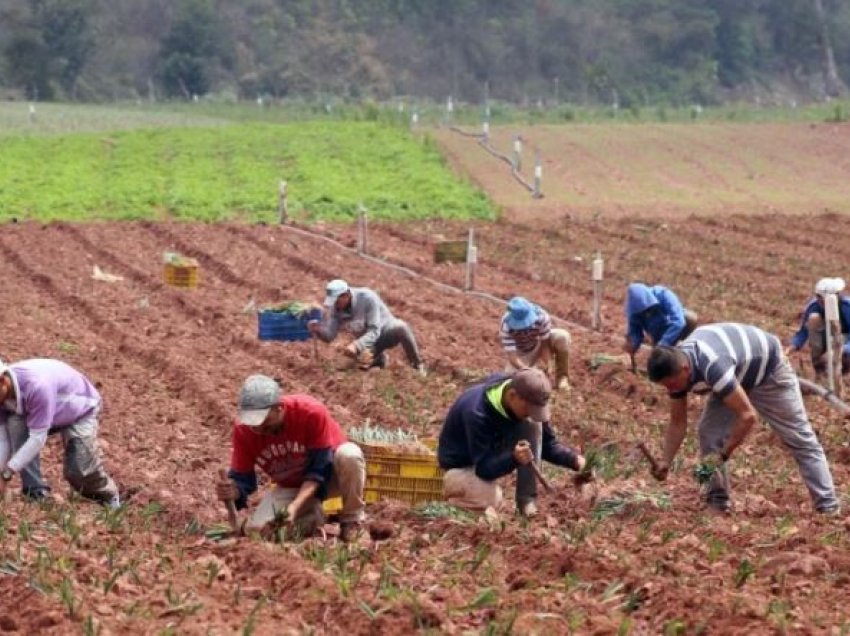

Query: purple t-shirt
2;359;101;432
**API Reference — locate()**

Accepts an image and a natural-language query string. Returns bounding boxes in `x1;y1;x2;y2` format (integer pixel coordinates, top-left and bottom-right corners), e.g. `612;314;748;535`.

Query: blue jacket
791;296;850;354
625;284;687;350
437;373;579;480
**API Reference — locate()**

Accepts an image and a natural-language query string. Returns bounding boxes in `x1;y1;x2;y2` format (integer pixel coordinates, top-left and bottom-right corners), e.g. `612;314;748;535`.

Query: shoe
706;498;731;514
817;504;841;516
22;488;51;503
517;500;538;518
415;363;427;378
340;521;362;543
556;376;570;392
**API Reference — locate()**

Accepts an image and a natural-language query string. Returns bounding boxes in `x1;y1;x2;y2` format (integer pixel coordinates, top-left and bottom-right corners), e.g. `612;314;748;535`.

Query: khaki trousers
505;328;571;382
246;442;366;533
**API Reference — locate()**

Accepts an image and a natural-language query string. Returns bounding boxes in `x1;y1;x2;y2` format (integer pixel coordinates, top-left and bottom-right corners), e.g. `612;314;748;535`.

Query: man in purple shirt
0;359;119;507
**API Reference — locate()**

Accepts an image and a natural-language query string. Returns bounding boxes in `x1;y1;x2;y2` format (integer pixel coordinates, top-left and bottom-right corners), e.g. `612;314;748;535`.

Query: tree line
0;0;847;106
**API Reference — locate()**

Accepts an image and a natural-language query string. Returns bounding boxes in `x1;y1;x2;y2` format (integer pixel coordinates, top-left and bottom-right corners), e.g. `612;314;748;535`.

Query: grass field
0;107;495;223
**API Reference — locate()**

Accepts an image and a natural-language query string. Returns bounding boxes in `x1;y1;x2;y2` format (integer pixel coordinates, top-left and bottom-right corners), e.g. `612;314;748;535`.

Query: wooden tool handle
529;461;553;493
637;442;660;472
219;469;239;532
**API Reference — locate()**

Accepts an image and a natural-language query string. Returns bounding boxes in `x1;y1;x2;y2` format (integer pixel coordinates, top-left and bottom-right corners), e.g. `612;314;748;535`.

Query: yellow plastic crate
323;496;343;515
363;452;444;505
163;263;199;289
364;474;444;505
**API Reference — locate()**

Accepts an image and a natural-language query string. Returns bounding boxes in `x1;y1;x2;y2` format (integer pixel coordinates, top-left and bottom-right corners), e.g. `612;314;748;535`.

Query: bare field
433;122;850;220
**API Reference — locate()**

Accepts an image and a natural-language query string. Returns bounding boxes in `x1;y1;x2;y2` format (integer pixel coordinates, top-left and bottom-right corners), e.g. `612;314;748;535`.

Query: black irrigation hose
448;126;539;195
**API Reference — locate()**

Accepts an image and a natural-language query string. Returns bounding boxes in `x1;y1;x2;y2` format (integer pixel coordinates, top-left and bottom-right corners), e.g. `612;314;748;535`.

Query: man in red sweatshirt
216;375;365;541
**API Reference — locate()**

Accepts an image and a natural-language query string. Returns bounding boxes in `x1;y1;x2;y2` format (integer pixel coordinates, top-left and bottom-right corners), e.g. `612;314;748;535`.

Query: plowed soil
2;211;850;633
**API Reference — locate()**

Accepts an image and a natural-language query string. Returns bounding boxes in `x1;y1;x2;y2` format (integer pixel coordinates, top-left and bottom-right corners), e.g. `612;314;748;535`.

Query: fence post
591;252;604;330
533;151;543;199
464;228;476;292
512;135;522;171
411;111;419;129
356;205;368;255
278;180;288;224
825;293;840;394
446;95;454;125
482;120;490;144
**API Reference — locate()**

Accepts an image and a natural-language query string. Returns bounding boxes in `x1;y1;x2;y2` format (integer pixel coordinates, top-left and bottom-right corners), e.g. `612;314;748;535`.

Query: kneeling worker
437;368;585;517
216;375;366;541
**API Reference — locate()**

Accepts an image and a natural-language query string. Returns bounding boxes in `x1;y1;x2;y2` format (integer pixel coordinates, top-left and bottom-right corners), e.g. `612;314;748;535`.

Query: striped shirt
674;323;781;399
499;306;552;354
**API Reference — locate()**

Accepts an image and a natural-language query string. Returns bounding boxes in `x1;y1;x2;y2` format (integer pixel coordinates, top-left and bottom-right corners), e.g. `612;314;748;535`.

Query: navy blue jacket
438;373;579;480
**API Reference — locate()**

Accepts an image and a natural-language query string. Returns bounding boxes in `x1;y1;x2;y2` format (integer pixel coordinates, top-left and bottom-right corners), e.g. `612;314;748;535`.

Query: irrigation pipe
448;126;536;194
280;222;592;336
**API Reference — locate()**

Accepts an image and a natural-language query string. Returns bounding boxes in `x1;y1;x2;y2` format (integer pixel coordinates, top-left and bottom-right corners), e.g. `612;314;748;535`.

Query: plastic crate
163;263;199;289
257;308;322;342
363;452;444;506
323;496;343;515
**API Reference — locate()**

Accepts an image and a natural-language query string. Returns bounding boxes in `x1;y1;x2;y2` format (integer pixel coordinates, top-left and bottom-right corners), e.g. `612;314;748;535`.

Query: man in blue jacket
437;368;585;517
623;283;698;355
787;278;850;380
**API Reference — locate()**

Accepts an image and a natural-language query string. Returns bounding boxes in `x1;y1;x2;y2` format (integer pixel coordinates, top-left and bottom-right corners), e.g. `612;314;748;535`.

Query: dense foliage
0;0;848;106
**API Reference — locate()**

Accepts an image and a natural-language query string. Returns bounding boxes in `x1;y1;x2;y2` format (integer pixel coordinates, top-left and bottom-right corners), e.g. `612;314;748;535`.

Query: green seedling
734;559;755;588
414;502;474;522
467;587;498;609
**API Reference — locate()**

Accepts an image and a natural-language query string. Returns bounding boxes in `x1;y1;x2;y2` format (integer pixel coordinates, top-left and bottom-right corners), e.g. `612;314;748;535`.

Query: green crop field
0;104;495;223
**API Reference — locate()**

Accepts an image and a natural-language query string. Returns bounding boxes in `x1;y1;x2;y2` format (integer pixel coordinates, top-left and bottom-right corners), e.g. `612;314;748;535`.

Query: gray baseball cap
238;375;281;426
509;368;552;422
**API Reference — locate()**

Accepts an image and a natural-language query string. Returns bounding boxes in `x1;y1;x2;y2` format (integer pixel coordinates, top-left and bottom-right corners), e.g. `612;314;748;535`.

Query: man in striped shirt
499;296;571;391
646;323;838;514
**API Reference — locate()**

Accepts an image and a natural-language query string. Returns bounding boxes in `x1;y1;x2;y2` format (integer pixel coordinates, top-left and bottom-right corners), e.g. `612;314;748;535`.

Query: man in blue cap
623;283;698;356
499;296;571;391
309;279;426;376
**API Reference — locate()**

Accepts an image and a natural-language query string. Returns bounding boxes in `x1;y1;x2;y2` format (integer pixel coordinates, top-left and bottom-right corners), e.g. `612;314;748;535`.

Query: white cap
324;279;350;307
815;277;846;295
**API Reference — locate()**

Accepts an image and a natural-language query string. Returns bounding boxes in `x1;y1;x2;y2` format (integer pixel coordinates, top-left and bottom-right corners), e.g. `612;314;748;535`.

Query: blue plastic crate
257;308;322;342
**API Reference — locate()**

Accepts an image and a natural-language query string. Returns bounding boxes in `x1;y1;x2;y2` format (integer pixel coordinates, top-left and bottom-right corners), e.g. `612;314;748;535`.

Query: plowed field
2;211;850;633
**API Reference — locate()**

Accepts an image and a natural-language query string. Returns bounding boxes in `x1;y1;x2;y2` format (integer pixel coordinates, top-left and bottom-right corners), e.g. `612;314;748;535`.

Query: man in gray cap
308;279;426;376
437;368;586;517
215;375;366;541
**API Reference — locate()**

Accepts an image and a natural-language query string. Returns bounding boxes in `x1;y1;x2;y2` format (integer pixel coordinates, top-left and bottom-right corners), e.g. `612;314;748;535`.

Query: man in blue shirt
786;278;850;381
623;283;698;355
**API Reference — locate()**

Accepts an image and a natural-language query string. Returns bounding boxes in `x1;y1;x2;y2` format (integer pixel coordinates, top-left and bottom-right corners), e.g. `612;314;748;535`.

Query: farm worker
623;283;698;355
308;279;426;376
500;296;571;391
0;358;119;507
216;375;366;542
786;277;850;378
437;367;586;517
646;323;839;515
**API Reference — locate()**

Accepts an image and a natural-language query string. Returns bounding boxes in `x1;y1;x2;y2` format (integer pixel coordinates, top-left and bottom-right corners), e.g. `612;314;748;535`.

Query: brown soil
1;211;849;632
